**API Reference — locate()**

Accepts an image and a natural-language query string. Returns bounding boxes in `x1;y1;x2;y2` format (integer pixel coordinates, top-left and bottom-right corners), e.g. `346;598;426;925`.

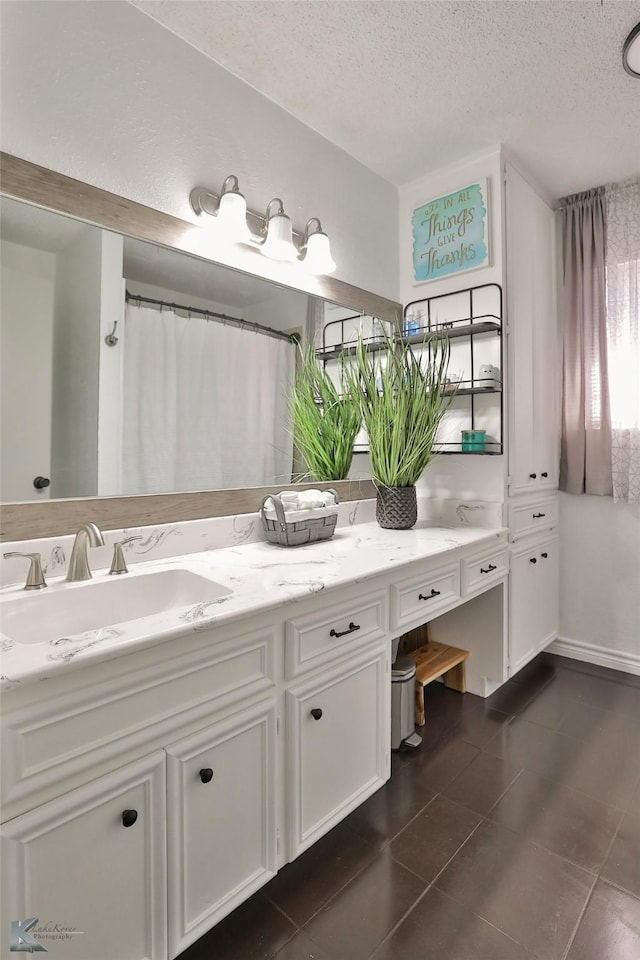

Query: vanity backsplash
0;497;502;588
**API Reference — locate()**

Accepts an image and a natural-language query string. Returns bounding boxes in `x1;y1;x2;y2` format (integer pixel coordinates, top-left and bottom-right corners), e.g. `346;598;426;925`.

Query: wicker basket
260;490;339;547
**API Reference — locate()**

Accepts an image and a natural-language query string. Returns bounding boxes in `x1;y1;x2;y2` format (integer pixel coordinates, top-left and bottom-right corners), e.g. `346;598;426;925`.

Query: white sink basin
1;569;232;645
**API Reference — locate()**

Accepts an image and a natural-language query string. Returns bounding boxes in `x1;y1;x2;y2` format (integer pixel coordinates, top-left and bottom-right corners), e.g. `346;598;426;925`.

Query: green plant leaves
342;333;452;487
287;346;362;481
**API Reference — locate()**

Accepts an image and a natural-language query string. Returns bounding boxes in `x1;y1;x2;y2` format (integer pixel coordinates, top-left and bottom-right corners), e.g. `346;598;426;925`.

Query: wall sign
412;180;490;283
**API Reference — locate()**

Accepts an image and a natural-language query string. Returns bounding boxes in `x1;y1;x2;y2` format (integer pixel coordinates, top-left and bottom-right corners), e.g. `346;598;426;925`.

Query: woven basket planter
376;485;417;530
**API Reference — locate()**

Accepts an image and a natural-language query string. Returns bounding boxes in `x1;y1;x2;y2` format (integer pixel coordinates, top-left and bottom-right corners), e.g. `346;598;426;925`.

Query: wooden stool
408;641;470;726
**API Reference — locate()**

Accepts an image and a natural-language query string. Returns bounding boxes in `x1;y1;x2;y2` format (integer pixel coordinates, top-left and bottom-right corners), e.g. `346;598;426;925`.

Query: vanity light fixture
260;198;299;262
190;176;252;243
190;178;337;274
623;20;640;77
300;217;337;275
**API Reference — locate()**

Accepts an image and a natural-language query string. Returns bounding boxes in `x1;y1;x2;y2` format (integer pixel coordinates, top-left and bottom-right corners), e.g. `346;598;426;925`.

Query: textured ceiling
131;0;640;196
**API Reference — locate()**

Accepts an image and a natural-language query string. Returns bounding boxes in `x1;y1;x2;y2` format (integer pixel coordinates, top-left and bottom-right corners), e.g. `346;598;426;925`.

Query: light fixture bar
190;178;336;273
190;185;306;241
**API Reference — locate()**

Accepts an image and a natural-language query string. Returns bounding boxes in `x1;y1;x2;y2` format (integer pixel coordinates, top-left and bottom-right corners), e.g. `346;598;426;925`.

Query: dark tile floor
179;653;640;960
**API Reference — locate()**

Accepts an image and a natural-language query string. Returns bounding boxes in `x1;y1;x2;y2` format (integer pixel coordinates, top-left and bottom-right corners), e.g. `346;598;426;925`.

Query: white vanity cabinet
506;163;559;497
166;701;277;957
286;643;389;858
1;751;168;960
509;534;560;674
0;528;510;960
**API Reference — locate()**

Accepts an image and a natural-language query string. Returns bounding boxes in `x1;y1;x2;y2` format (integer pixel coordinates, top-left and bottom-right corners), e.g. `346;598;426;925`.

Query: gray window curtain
560;187;612;495
606;178;640;504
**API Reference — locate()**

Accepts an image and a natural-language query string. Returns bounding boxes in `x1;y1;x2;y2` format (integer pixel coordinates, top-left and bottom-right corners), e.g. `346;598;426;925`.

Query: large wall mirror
0;154;401;539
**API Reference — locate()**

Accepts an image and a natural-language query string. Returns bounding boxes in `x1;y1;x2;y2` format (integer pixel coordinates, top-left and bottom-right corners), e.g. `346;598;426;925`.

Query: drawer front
391;563;461;632
2;627;276;818
285;591;388;679
509;496;559;541
463;549;509;596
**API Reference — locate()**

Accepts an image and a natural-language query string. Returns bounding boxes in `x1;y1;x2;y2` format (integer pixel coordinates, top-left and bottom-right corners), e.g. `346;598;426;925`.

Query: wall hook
104;321;119;347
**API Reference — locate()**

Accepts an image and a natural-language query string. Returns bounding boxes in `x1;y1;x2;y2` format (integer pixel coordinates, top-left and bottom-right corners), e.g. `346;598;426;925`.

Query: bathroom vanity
1;517;507;960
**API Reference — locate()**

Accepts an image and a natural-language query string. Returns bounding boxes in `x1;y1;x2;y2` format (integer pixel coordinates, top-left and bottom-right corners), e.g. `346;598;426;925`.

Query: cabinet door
506;166;558;494
509;537;560;676
532;199;560;488
509;549;539;674
1;752;167;960
507;168;537;495
537;538;560;650
286;644;390;858
166;700;277;958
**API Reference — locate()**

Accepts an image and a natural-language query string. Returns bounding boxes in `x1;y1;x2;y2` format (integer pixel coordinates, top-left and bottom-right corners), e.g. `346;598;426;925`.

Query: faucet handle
3;552;47;590
109;536;143;576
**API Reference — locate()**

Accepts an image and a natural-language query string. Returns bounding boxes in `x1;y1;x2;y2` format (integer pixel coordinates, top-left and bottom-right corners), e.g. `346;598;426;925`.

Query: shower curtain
122;303;296;494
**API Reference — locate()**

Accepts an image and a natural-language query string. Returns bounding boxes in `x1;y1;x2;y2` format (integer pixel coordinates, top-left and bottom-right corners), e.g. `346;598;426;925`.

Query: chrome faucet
66;523;105;582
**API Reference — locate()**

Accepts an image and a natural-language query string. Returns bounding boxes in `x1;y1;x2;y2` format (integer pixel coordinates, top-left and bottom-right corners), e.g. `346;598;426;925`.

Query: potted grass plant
344;333;452;529
288;346;362;481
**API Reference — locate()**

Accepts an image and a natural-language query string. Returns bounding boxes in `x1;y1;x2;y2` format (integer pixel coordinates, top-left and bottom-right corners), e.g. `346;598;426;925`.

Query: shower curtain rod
125;291;299;344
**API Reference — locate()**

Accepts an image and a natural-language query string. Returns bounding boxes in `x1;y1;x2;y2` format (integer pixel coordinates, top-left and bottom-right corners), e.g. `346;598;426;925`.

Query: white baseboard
548;637;640;677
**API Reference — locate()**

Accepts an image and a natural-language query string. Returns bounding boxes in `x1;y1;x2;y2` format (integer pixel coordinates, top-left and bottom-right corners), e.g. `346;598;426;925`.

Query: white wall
556;494;640;673
51;228;104;498
244;289;309;337
0;240;56;501
398;147;506;503
0;0;398;301
96;232;125;497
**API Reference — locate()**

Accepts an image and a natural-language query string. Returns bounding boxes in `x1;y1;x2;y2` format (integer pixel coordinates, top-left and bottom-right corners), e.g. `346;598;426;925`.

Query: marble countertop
0;521;507;691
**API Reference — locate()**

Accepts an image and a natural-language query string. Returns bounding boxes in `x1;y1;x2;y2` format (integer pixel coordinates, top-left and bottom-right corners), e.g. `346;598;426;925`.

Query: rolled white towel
297;491;325;510
264;496;296;513
279;491;299;503
321;491;336;506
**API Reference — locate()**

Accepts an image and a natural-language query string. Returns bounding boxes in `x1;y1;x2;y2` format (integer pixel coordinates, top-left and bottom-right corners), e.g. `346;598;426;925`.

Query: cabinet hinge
277;832;280;854
276;716;280;736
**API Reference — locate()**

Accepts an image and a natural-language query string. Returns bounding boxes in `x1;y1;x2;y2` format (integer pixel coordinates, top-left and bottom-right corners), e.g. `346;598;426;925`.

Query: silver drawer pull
418;589;441;601
480;564;497;574
329;621;361;639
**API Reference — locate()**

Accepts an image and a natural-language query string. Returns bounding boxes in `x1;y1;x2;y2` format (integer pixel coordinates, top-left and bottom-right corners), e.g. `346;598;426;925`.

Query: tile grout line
559;872;599;960
481;815;603;878
296;788;453;931
260;892;304;935
479;763;526;817
266;836;382;930
365;813;489;959
595;875;640;903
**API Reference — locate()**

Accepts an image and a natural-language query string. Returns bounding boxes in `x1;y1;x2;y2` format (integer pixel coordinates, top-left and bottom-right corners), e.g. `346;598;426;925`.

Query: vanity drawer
390;563;461;632
509;496;559;541
285;591;388;679
1;626;276;818
463;548;509;596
